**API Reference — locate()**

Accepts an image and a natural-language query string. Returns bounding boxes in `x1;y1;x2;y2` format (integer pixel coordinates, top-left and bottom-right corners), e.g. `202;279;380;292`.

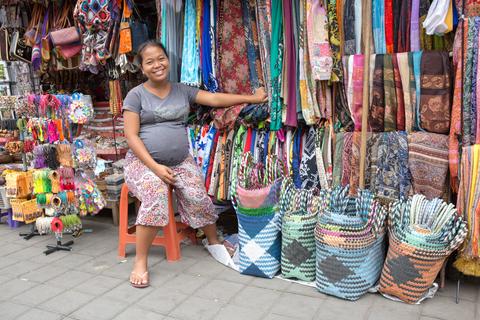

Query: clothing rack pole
359;0;373;189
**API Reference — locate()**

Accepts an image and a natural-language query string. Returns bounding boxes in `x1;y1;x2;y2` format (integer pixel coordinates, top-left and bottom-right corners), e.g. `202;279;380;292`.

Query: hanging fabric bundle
453;144;480;276
379;195;467;304
314;186;387;300
280;178;318;282
233;152;287;278
180;0;200;86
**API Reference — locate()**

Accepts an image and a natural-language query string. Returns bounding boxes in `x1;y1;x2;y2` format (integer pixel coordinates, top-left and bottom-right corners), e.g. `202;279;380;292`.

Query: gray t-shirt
123;83;199;166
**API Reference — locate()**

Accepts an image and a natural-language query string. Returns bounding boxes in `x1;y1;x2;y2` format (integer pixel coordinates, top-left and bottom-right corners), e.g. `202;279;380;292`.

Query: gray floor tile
231;286;282;312
169;296;223;320
194;279;245;303
179;244;210;259
156;256;198;273
47;253;94;269
15;308;63;320
263;314;295;320
285;282;325;298
102;260;138;279
436;280;478;302
213;305;265;320
250;277;291;291
11;284;65;307
422;296;475;320
0;260;45;277
74;253;120;274
214;267;253;285
70;296;128;320
40;290;95;315
45;270;94;289
148;269;177;288
184;259;227;278
136;287;188;314
104;282;154;303
314;294;376;320
269;292;322;319
0;279;38;300
0;243;28;256
0;256;19;270
0;301;30;320
161;273;209;296
113;306;165;320
367;297;422;320
21;265;70;283
74;275;123;296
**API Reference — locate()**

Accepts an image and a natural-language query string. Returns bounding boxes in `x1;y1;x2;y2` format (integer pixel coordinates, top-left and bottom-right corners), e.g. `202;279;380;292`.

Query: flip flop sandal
130;271;149;288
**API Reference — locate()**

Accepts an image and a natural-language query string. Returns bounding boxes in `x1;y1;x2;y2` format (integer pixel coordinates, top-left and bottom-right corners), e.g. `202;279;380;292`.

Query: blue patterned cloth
180;0;200;86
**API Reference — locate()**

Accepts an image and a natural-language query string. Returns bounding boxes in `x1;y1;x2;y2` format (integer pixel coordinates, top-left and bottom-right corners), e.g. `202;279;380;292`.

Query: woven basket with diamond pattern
314;186;387;300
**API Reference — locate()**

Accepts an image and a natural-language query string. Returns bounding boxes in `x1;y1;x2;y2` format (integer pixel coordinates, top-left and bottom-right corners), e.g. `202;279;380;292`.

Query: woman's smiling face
140;45;170;83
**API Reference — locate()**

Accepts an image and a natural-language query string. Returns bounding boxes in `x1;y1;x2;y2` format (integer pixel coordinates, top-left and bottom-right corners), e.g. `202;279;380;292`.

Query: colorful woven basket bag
234;152;287;278
315;186;387;300
280;178;318;282
379;195;467;304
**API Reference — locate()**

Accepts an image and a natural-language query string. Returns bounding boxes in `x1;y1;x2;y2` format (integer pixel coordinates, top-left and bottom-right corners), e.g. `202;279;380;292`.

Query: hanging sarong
201;0;219;92
343;0;355;55
180;0;200;86
411;0;421;51
385;0;394;53
300;127;320;189
326;0;343;81
397;0;411;52
397;52;414;132
383;54;397;131
307;0;332;81
352;55;364;131
284;0;298;127
392;54;405;131
369;54;385;132
372;0;386;54
270;0;284;130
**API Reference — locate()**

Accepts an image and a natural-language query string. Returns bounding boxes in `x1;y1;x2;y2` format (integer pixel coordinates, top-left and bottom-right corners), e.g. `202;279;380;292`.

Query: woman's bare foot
129;262;149;288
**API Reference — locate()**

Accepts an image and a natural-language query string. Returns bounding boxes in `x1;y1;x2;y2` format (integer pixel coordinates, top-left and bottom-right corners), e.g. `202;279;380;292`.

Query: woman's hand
152;164;177;185
251;87;268;104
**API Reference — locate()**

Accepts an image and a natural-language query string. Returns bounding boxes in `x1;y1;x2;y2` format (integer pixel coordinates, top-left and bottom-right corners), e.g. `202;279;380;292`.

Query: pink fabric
353;55;364;131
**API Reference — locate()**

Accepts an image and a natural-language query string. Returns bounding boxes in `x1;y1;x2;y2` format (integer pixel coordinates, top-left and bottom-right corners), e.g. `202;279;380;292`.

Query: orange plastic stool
117;184;197;261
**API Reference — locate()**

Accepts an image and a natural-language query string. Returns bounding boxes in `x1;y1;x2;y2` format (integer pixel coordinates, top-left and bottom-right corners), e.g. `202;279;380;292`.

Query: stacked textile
233;152;286;278
315;186;387;300
379;195;467;304
280;178;318;282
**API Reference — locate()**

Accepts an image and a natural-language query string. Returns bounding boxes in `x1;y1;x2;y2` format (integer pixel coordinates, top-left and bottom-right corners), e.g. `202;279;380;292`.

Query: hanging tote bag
234;152;287;278
280;178;318;282
314;186;387;300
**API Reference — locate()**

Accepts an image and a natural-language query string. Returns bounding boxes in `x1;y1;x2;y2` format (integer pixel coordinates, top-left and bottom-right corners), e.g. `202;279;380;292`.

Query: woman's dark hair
136;40;169;65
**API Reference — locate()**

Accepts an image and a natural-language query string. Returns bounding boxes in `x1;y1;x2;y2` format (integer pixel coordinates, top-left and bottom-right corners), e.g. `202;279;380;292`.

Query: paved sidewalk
0;218;478;320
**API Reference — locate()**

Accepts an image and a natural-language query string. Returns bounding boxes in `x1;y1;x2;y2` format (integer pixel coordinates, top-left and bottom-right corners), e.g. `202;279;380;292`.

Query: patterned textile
348;132;361;194
352;55;364;131
374;132;411;202
180;0;200;86
300;127;320;189
315;187;387;300
307;0;332;81
420;51;451;134
256;0;272;103
392;54;405;131
383;54;397;131
280;179;318;281
241;0;262;89
412;51;423;130
332;132;344;187
200;0;219;92
341;132;354;186
326;0;343;81
343;0;355;55
124;152;217;228
335;83;354;131
270;0;284;131
379;195;467;304
456;0;480;17
408;132;449;200
385;0;394;53
449;20;466;192
370;55;385;132
162;0;184;82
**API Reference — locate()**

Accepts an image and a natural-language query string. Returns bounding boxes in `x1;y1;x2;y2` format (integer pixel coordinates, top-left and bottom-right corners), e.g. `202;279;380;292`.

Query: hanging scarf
354;0;362;54
352;54;364;131
300;127;320;189
397;0;411;52
383;54;397;131
255;0;272;98
463;18;476;146
316;126;328;188
270;0;284;131
326;0;342;81
366;133;381;190
343;0;355;55
163;0;183;82
408;132;449;200
156;0;162;39
180;0;200;86
299;0;319;125
385;0;394;53
372;0;386;54
410;0;421;51
370;54;386;132
341;132;354;186
393;0;402;52
241;0;261;89
307;0;332;81
471;19;480;143
349;132;361;194
283;0;298;127
332;131;344;187
449;20;465;192
419;51;452;134
205;130;220;190
201;0;218;92
392;54;405;131
335;83;354;131
413;51;423;130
